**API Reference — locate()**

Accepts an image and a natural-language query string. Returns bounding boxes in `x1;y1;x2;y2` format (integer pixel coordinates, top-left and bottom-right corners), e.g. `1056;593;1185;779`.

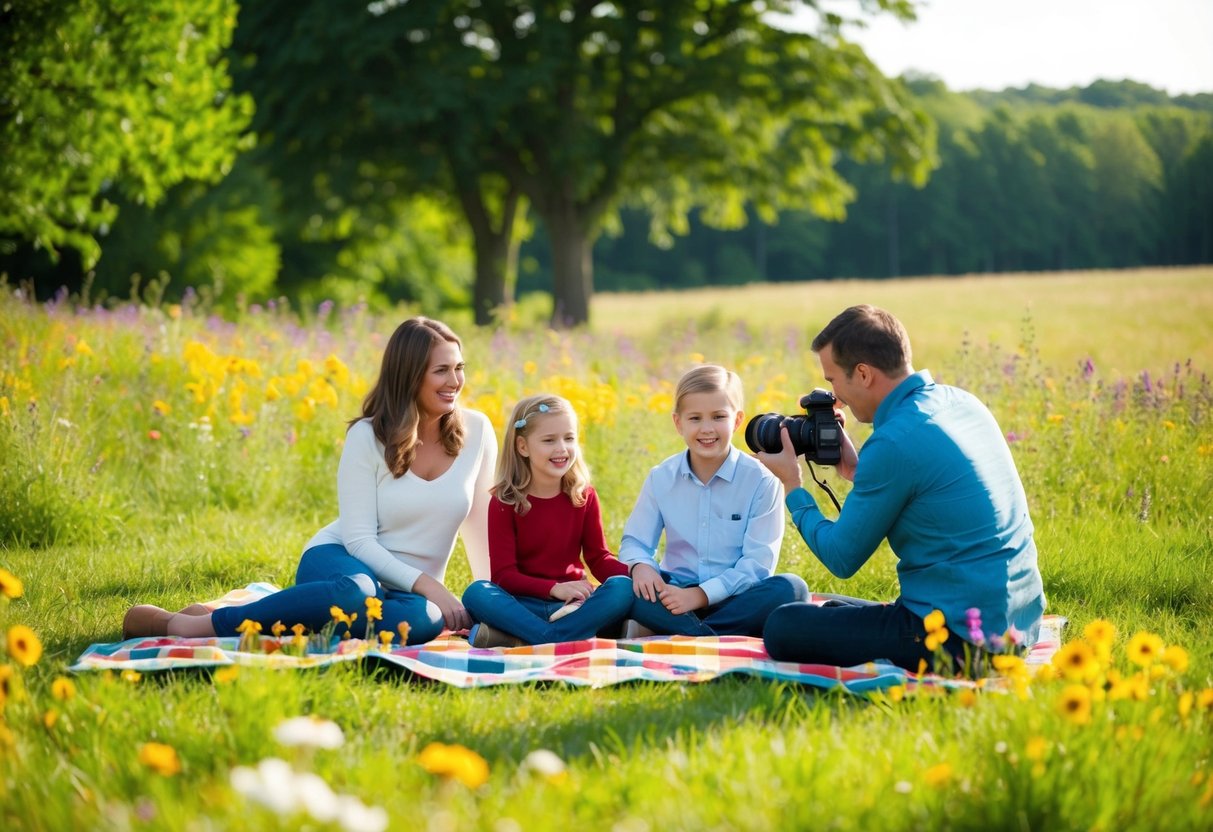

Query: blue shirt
786;371;1046;646
619;445;785;605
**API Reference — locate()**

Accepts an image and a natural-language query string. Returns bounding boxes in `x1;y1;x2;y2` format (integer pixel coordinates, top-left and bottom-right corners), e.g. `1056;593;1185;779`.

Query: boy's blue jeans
627;572;809;637
210;543;445;644
461;575;634;644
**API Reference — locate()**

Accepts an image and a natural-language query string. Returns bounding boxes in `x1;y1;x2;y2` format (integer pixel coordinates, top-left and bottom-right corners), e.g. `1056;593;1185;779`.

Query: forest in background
3;0;1210;319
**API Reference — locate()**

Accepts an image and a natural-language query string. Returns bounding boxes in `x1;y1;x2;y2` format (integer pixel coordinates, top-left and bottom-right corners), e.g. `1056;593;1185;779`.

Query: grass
2;267;1212;830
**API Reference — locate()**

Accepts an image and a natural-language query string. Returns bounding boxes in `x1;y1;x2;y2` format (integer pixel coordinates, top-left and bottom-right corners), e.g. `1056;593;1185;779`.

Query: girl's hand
659;585;708;616
630;563;665;603
412;574;472;632
550;580;593;603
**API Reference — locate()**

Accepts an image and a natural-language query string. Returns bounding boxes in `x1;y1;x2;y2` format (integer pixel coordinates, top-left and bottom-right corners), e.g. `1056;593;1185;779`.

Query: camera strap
806;461;842;513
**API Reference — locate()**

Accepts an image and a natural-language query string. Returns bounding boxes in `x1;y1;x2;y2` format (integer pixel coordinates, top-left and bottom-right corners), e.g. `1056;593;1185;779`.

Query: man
756;305;1045;670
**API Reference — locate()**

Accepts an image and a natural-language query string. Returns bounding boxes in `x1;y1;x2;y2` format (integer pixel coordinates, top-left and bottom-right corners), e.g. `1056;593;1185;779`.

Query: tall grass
1;269;1211;830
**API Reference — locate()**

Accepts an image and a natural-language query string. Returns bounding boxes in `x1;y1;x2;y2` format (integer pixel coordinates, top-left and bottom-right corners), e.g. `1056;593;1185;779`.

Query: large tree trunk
454;176;522;326
543;207;594;327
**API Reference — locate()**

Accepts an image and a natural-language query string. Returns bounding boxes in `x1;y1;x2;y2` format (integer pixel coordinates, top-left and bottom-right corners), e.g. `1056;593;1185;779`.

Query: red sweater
487;487;630;598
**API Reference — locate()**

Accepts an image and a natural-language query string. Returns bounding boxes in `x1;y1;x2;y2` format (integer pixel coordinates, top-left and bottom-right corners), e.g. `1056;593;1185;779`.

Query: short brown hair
811;305;912;377
674;365;744;413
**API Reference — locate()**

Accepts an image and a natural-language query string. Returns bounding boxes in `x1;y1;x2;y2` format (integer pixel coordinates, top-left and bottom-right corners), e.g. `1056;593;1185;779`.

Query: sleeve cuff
785;487;815;512
698;578;726;606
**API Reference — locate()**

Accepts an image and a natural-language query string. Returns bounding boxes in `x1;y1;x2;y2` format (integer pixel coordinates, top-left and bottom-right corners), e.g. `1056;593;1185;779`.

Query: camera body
744;388;843;465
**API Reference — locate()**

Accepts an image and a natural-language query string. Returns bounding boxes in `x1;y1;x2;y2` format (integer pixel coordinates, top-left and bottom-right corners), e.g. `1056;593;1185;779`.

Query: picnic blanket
74;583;1065;692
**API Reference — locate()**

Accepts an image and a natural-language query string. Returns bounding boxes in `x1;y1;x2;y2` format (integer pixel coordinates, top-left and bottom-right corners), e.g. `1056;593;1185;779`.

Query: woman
122;316;497;644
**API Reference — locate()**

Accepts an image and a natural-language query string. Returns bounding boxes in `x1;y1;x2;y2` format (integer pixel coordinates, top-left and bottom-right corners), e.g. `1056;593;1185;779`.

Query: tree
0;0;252;273
232;0;934;326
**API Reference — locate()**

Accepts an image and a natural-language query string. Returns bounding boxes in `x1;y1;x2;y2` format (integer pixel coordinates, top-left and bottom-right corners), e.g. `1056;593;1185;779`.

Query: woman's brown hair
352;317;466;477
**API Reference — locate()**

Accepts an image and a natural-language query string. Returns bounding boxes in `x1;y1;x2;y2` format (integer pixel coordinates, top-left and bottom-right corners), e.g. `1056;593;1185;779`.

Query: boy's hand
550;580;593;603
659;585;708;616
630;563;665;602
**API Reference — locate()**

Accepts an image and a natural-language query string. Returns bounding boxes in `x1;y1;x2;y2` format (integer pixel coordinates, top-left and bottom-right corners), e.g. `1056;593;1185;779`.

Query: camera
744;389;843;464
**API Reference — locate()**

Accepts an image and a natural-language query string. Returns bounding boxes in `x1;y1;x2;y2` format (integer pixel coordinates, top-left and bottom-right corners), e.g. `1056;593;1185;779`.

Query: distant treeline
520;77;1213;294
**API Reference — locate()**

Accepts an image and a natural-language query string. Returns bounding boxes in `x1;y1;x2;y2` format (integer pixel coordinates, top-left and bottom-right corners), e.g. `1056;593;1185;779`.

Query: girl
123;316;497;644
619;364;808;636
461;394;633;647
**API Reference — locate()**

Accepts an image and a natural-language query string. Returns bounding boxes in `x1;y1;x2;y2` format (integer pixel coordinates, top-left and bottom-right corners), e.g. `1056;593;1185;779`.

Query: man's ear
855;363;875;388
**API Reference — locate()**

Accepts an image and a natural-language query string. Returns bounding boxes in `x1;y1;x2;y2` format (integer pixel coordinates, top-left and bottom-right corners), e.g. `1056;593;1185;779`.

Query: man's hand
412;574;472;632
836;424;859;482
659;585;708;616
550;580;593;603
630;563;665;603
754;425;804;494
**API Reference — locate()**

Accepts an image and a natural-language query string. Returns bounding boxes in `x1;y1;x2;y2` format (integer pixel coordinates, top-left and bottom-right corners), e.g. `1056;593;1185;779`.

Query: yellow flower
1;663;18;707
236;619;263;636
291;623;307;637
1025;736;1048;762
330;606;351;625
1197;688;1213;710
1052;640;1099;682
1057;684;1092;725
1126;631;1165;667
51;677;76;701
0;568;23;599
7;625;43;667
887;685;905;702
397;622;411;644
417;742;489;789
924;630;948;651
379;631;394;648
42;709;58;730
122;669;142;684
923;610;946;633
365;597;383;622
74;340;94;357
214;666;239;684
271;621;286;638
923;762;952;788
1162;645;1189;674
956;689;977;708
138;742;182;776
522;360;538;375
1178;691;1194;718
1082;619;1115;649
152;400;172;416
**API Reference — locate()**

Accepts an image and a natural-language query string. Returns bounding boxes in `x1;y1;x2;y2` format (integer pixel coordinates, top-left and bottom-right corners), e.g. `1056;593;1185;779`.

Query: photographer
754;305;1045;671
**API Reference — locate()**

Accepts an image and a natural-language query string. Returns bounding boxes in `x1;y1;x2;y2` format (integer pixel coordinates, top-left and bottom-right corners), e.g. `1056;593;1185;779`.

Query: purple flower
1005;431;1022;444
1141;370;1152;393
1082;358;1095;379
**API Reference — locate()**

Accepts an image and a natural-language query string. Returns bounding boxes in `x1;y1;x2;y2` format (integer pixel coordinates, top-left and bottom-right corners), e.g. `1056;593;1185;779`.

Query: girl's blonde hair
674;364;745;413
494;394;591;515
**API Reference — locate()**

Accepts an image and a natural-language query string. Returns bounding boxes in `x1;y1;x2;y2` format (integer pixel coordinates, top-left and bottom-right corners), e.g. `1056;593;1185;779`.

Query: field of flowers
2;269;1212;830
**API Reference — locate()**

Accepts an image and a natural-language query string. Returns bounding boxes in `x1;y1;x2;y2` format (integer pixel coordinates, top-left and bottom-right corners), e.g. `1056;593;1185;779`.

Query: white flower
273;715;345;749
294;771;340;822
521;749;567;780
230;757;299;815
336;795;390;832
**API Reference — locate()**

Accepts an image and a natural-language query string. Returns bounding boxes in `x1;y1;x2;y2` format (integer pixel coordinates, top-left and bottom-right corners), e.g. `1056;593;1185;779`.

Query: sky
786;0;1213;95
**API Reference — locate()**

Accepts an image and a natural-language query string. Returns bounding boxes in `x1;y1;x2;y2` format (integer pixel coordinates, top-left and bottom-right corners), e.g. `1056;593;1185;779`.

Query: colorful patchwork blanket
74;583;1064;693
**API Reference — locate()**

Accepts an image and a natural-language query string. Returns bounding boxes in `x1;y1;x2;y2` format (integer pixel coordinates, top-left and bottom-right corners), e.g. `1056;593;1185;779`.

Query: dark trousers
762;597;971;672
629;573;809;637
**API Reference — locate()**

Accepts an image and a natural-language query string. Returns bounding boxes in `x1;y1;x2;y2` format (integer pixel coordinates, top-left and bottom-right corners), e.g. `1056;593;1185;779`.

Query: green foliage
0;0;252;268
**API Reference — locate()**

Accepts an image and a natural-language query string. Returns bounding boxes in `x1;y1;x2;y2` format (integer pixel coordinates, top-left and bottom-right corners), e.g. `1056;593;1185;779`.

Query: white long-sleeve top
303;409;497;591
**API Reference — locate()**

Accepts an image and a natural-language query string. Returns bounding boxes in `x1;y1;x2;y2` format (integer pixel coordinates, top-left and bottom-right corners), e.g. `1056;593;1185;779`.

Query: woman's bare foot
122;605;173;639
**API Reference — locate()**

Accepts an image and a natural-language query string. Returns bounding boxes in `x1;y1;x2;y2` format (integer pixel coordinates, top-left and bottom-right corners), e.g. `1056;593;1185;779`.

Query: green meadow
2;266;1212;830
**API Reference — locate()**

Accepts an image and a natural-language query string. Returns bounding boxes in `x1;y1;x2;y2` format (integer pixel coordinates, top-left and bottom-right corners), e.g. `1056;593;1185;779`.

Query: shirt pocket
710;510;747;552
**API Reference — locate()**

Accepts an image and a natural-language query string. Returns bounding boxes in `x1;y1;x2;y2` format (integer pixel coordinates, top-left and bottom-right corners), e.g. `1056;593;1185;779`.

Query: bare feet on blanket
548;601;583;622
122;604;217;639
177;603;212;615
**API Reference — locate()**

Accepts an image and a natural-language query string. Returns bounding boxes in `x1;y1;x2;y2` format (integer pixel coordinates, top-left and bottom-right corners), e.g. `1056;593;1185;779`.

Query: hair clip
538;403;549;413
513;418;527;429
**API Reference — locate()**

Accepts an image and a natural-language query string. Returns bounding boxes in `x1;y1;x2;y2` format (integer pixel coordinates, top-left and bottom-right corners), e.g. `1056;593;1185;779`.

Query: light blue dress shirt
619;445;785;605
786;370;1046;645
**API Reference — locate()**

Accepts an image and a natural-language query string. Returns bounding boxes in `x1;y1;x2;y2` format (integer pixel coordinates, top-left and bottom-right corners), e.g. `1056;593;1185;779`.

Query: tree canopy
0;0;251;268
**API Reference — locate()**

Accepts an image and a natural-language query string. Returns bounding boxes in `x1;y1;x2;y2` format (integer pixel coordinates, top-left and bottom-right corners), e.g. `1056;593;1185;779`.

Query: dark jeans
462;575;634;644
210;543;445;644
762;596;972;672
629;572;809;637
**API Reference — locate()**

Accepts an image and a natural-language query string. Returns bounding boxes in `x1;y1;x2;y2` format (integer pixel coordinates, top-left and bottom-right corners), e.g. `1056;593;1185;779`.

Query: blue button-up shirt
786;370;1046;645
619;445;785;605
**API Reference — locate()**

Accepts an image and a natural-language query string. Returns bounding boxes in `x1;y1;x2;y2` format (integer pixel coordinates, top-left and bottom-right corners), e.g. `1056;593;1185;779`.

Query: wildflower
0;664;18;707
1162;645;1189;674
365;597;383;622
1126;631;1165;667
521;749;568;783
330;606;352;626
271;621;287;638
1197;689;1213;710
1052;640;1099;682
1178;691;1194;718
417;742;490;789
923;763;952;788
148;430;162;440
887;685;905;702
43;709;58;729
139;742;182;776
522;360;537;375
51;677;76;701
75;340;94;357
1057;684;1092;725
1046;413;1065;424
152;400;172;416
122;669;142;684
964;607;984;645
1082;618;1115;647
7;625;43;667
397;622;411;645
378;631;394;648
1025;736;1048;762
291;623;307;637
0;568;23;599
215;666;240;684
237;619;263;636
956;689;977;708
274;716;345;749
230;757;299;815
923;610;946;633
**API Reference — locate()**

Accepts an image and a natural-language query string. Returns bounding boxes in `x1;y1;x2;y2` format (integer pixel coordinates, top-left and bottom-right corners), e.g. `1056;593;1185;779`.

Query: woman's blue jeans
461;576;634;644
627;572;809;637
210;543;445;644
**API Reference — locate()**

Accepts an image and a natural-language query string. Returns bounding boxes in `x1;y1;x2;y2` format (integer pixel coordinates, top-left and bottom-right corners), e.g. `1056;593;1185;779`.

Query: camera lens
743;413;785;454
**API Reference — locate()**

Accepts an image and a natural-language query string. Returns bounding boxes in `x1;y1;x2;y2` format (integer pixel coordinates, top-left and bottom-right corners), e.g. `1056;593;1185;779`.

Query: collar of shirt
873;370;934;429
677;444;741;486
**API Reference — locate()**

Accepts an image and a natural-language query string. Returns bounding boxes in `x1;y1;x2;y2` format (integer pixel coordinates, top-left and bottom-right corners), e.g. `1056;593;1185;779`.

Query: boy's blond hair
674;365;745;413
493;394;591;515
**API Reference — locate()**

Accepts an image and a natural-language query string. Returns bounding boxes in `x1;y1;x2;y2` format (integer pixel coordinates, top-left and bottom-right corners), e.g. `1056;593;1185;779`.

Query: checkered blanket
74;584;1064;692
